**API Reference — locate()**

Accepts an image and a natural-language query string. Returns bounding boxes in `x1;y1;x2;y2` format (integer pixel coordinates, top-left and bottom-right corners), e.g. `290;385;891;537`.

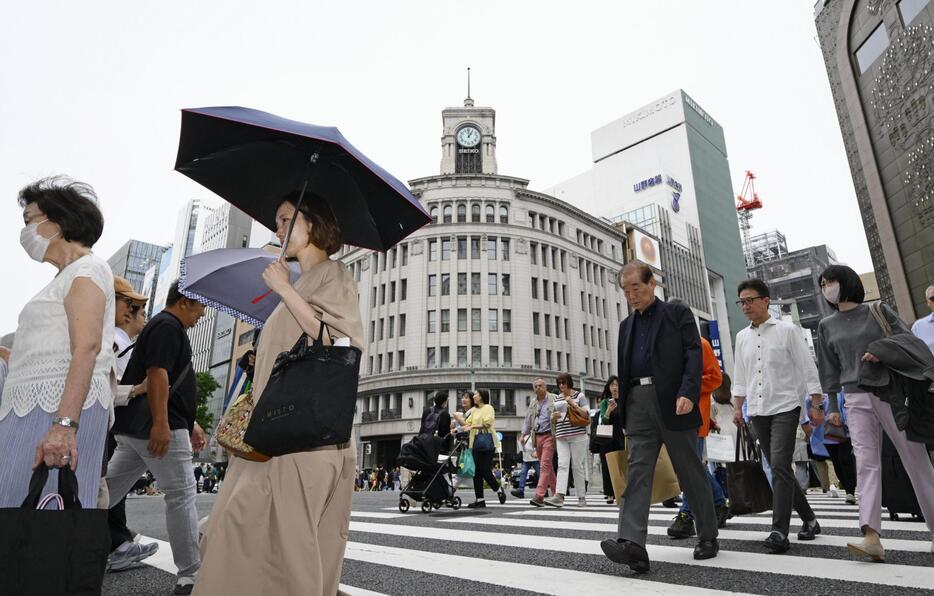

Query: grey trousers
618;385;718;547
751;407;816;537
106;430;201;579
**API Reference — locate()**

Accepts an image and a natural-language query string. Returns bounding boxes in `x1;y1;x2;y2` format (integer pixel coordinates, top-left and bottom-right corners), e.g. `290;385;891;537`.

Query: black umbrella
174;106;429;251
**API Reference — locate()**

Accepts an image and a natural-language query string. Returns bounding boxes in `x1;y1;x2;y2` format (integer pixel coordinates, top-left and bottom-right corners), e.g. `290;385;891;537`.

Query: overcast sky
0;1;869;335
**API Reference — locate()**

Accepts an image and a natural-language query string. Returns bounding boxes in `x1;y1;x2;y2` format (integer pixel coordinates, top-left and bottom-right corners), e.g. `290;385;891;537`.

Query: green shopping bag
457;449;475;478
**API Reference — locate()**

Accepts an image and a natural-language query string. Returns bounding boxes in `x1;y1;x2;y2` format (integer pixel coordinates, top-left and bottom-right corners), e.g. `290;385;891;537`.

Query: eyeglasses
120;297;142;314
735;296;765;307
557;381;568;386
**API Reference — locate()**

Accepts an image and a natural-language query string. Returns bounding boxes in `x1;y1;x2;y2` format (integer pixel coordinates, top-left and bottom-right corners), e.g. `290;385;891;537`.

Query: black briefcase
726;426;774;516
0;465;109;595
244;324;361;456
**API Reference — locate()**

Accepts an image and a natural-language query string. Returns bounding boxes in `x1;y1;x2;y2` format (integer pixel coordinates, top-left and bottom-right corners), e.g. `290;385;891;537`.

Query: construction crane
736;170;763;269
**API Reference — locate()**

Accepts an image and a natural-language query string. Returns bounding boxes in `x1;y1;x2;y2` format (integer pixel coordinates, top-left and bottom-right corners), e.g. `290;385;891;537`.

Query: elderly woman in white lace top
0;177;114;508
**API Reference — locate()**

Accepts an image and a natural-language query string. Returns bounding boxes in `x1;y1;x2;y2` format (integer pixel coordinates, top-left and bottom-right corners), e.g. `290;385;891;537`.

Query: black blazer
615;299;702;432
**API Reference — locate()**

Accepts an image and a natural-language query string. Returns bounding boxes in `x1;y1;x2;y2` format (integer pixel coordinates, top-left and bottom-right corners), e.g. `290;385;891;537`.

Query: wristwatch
812;403;824;411
52;416;79;430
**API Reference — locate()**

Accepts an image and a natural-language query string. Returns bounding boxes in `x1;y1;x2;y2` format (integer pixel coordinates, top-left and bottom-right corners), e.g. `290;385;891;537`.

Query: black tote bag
0;466;109;596
244;323;362;456
726;425;774;516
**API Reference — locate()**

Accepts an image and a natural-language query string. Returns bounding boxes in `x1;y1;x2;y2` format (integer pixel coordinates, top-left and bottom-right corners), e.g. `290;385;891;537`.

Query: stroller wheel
432;501;443;510
451;496;462;510
421;500;432;513
398;499;410;513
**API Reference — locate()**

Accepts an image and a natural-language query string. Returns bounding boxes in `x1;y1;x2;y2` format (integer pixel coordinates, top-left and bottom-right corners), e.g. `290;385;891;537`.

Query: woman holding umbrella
195;193;364;595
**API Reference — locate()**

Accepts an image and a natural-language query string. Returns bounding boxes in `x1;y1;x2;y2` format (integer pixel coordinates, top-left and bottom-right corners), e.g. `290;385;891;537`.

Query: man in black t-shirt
104;281;205;595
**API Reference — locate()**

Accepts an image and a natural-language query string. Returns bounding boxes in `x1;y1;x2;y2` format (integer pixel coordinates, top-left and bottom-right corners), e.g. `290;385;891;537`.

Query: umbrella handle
280;153;319;259
252;290;274;304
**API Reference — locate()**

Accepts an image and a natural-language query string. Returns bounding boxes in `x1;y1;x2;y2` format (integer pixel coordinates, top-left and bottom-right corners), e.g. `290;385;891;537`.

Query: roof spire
464;67;474;107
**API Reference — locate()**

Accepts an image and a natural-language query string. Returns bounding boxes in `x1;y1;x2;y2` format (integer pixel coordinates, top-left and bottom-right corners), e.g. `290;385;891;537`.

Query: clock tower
440;93;497;176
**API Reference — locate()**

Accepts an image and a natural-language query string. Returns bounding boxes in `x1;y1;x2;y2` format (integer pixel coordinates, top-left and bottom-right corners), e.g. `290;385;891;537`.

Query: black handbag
243;323;361;457
726;425;774;516
0;465;109;596
473;431;494;452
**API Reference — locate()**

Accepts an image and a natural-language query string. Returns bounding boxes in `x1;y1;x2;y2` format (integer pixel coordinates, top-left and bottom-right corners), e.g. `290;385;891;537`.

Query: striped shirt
553;392;588;439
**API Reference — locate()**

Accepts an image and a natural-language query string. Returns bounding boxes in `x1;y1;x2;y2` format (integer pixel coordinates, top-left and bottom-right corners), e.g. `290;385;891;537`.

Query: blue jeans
681;437;726;515
518;460;540;491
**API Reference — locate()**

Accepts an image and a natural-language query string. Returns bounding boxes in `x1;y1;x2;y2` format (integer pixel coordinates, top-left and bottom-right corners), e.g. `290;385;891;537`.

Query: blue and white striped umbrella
179;248;300;328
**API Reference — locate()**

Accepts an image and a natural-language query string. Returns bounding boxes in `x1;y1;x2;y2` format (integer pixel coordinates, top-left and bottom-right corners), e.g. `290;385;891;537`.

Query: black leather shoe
466;500;486;509
662;498;678;508
764;531;790;553
693;539;719;560
667;512;696;539
797;520;821;541
511;489;525;499
715;504;729;528
600;539;650;574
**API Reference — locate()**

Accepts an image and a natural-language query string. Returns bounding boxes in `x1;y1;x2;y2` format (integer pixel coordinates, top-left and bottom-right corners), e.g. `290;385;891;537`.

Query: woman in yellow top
460;389;506;508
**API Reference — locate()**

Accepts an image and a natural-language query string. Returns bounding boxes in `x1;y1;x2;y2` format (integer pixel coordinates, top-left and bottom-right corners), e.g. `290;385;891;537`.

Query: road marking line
344;541;743;595
351;511;410;519
339;584;391;596
434;516;934;553
347;521;934;589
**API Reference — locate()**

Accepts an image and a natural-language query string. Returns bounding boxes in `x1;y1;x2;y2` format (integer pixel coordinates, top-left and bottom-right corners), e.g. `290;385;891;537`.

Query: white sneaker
106;540;160;572
578;497;587;507
829;485;839;498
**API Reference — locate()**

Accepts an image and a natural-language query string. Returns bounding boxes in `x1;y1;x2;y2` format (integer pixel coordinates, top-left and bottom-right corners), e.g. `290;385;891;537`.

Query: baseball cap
114;276;148;303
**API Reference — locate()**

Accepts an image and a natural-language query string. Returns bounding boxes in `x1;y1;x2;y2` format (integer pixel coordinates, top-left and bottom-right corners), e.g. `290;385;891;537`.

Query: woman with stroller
460;389;505;508
816;264;934;560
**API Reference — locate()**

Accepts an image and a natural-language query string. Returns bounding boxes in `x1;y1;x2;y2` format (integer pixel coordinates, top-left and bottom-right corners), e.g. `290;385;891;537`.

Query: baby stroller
397;433;464;513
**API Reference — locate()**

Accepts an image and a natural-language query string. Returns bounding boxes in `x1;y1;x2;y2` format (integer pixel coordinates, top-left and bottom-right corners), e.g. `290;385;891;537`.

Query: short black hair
737;278;770;298
17;176;104;248
165;280;186;307
820;265;865;307
433;391;449;408
620;261;653;284
475;388;490;405
667;297;685;306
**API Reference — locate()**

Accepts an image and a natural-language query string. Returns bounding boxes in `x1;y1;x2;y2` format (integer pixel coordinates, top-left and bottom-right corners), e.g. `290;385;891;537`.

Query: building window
388;316;394;338
471;203;481;223
458;272;467;295
377;354;382;373
371;287;377;308
543;282;549;302
533;313;540;335
487;237;497;259
502;309;511;332
402;244;408;266
531;277;539;299
900;0;929;25
471;273;481;295
387;352;393;372
441;238;452;260
502;238;510;261
458;346;468;367
855;23;889;74
582;324;588;345
489;309;498;332
441;309;450;332
472;308;481;332
379;284;385;305
457;236;467;259
489;346;499;366
546;350;552;370
499;205;508;224
427;310;436;333
399;314;406;336
368;356;373;375
457;308;467;332
504;346;513;367
440;346;450;367
530;243;538;265
369;321;375;343
428;274;437;297
428;240;438;261
401;279;408;300
534;348;541;368
238;330;253;346
457;203;467;223
427;347;436;368
430;206;438;224
488;273;497;295
485;204;495;223
443;205;453;224
390;281;396;302
544;314;551;337
441;273;450;296
471;236;481;259
553;282;559;304
502;274;511;296
555;316;561;339
398;350;405;368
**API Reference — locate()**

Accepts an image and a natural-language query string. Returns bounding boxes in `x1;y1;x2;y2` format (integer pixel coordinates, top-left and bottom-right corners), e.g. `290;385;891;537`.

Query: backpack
421;406;443;436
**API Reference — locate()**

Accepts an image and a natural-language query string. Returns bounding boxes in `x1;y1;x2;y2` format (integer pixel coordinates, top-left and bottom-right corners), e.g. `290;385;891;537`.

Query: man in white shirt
911;285;934;356
732;279;824;554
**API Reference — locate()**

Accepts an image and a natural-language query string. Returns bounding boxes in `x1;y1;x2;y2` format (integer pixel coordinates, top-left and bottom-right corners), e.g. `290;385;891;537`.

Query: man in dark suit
601;262;719;573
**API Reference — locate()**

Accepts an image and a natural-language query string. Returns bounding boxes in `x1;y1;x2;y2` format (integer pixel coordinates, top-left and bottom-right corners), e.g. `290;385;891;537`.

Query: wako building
339;95;628;469
815;0;934;319
547;90;748;372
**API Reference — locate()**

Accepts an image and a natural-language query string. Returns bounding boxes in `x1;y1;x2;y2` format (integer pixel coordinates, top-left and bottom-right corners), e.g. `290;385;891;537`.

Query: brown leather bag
567;394;590;427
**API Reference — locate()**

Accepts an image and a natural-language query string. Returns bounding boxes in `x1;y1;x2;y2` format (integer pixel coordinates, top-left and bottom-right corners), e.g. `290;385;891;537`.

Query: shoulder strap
169;362;194;398
868;302;892;338
117;342;136;359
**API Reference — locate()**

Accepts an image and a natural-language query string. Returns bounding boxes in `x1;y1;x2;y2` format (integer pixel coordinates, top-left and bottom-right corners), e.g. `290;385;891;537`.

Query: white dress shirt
911;313;934;355
733;316;822;417
113;327;134;382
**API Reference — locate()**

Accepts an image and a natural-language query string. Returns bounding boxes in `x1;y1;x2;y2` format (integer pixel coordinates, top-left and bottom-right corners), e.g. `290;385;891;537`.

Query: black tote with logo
244;323;361;457
0;466;109;595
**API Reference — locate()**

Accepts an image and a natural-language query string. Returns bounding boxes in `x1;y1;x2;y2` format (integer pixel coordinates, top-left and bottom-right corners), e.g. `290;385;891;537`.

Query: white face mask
20;219;59;262
822;281;841;305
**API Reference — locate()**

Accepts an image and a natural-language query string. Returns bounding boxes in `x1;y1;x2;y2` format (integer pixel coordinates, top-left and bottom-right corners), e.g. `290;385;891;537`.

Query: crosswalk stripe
398;503;864;517
343;540;742;595
502;510;929;531
434;516;934;553
348;520;934;589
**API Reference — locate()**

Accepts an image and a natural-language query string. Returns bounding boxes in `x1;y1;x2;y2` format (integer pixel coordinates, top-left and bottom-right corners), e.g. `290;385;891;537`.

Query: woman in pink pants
816;265;934;561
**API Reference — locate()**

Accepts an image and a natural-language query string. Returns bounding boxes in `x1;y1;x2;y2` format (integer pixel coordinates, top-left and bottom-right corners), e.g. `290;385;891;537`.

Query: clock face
456;126;481;148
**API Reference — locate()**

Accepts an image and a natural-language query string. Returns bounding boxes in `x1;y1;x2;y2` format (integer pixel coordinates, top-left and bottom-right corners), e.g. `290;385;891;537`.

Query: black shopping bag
726;425;774;516
0;465;109;595
244;323;362;456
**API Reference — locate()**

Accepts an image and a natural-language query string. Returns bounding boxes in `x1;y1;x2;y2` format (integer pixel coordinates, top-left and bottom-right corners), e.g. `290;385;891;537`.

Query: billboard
632;229;661;270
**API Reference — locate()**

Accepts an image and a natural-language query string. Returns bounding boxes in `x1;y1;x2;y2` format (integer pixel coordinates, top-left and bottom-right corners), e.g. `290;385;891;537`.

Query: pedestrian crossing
136;493;933;595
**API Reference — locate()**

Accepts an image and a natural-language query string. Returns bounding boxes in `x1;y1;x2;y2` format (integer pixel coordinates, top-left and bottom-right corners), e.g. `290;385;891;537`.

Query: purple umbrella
179;248;301;328
174;106;430;252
